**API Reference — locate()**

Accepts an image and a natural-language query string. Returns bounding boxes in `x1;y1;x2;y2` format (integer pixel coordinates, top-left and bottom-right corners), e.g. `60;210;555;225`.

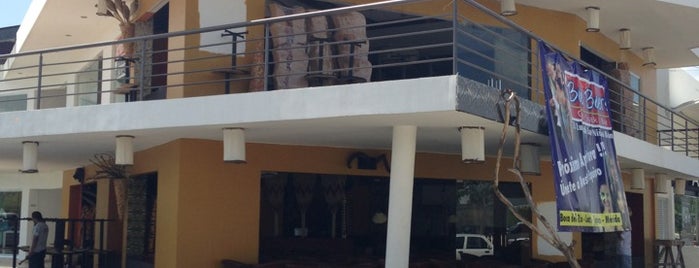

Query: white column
385;125;417;268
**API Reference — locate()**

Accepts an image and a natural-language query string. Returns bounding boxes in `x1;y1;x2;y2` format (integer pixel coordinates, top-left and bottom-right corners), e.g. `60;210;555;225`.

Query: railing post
97;57;104;104
642;98;647;140
619;91;625;133
36;53;43;110
263;23;271;91
685;121;689;156
139;39;147;101
451;0;458;75
671;113;675;152
11;216;17;268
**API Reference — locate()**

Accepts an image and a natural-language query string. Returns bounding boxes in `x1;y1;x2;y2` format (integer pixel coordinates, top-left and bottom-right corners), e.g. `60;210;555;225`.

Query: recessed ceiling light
65;34;72;37
80;16;88;19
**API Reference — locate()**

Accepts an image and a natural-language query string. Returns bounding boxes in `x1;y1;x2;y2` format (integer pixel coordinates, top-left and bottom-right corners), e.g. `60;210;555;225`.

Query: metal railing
0;0;697;158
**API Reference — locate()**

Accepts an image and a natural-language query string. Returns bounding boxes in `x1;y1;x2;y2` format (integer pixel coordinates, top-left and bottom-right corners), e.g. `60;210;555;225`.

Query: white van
455;233;494;260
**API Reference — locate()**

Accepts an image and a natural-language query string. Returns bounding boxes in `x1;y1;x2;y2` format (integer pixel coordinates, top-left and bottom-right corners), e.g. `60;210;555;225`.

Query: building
0;0;698;267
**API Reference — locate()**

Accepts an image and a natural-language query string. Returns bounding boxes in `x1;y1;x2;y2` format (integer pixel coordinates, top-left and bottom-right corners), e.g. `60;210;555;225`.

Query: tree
97;0;138;58
493;91;580;268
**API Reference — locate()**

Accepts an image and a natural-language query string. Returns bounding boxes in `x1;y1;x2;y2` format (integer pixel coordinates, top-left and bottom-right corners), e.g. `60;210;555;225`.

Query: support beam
385;125;417;268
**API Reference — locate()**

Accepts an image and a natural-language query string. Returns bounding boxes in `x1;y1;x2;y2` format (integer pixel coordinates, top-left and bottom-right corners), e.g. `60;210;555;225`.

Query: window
76;59;100;106
466;237;488;249
455;236;465;249
39;88;67;109
456;21;531;99
0;94;27;112
629;72;640;106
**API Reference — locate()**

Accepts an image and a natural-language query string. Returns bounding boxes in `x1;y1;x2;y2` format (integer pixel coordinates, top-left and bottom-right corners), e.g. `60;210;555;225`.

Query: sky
0;1;31;28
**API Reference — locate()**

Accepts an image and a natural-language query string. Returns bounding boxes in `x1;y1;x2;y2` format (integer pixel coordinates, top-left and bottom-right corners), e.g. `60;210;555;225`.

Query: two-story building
1;0;698;267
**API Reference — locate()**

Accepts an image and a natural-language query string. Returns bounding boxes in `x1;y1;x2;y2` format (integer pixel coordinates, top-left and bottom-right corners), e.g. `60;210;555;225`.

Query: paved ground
683;245;699;268
0;247;694;268
0;256;52;268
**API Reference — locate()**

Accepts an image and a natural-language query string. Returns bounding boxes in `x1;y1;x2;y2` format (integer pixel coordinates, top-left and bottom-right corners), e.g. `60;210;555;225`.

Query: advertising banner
539;41;631;232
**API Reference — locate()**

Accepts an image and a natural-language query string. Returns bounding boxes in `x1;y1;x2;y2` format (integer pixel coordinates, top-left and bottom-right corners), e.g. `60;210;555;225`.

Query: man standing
28;211;49;268
616;230;632;268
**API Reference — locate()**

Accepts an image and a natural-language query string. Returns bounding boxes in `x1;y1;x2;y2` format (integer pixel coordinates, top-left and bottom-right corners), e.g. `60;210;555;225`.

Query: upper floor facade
0;0;697;179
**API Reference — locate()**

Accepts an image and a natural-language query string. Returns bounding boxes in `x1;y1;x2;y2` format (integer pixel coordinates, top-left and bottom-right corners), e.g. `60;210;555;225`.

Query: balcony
0;0;697;160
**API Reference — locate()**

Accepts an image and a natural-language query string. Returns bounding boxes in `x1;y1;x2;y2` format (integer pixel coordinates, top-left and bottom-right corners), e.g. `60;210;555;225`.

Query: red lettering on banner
564;72;612;129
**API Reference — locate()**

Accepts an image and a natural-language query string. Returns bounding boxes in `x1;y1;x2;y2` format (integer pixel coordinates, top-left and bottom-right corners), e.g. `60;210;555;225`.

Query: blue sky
0;1;31;28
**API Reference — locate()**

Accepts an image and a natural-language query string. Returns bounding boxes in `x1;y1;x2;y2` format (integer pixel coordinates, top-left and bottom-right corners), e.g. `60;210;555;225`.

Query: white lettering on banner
556;148;598;176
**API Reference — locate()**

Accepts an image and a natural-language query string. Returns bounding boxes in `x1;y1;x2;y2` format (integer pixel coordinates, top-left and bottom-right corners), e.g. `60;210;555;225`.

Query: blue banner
539;41;631;232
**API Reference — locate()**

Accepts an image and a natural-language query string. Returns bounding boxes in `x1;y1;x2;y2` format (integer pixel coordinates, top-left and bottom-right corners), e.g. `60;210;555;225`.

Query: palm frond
89;153;127;180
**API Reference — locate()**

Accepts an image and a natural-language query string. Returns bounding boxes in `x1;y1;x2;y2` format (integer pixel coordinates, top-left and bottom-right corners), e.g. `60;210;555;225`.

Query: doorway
581;191;643;267
125;173;158;268
146;3;169;100
626;192;644;268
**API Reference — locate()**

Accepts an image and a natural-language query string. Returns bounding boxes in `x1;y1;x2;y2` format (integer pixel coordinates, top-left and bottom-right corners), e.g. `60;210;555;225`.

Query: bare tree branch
493;90;580;268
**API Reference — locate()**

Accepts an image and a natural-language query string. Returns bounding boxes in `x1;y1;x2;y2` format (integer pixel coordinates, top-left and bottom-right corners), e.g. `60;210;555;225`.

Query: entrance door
147;4;169;100
627;192;644;268
125;173;158;268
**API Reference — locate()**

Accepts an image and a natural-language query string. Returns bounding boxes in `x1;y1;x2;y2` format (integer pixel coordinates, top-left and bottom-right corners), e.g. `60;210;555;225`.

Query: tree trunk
119;22;136;59
113;179;127;220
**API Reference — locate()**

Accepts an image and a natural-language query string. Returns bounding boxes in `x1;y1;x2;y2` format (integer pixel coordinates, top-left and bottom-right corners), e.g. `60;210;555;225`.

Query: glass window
0;191;22;252
39;88;67;109
76;60;100;106
456;21;531;99
630;72;640;106
0;95;27;112
675;194;699;245
466;237;488;249
455;236;465;249
455;181;531;247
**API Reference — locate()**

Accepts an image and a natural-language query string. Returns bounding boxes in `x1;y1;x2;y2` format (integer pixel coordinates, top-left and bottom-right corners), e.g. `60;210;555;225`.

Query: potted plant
89;153;128;220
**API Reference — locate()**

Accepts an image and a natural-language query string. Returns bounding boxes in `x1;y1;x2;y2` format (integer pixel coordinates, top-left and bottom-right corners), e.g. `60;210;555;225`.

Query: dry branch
493;90;580;268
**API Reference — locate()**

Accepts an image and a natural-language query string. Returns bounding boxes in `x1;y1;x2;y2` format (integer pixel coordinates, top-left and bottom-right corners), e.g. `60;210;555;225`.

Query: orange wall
62;137;647;266
129;140;183;268
161;0;268;98
125;138;558;267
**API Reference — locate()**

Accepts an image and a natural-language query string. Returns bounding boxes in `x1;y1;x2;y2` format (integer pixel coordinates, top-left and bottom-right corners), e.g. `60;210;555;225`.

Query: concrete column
385;125;417;268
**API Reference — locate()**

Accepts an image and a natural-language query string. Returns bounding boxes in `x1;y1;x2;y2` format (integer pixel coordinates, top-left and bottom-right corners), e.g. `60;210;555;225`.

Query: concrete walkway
0;256;49;268
0;247;694;268
683;245;699;268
